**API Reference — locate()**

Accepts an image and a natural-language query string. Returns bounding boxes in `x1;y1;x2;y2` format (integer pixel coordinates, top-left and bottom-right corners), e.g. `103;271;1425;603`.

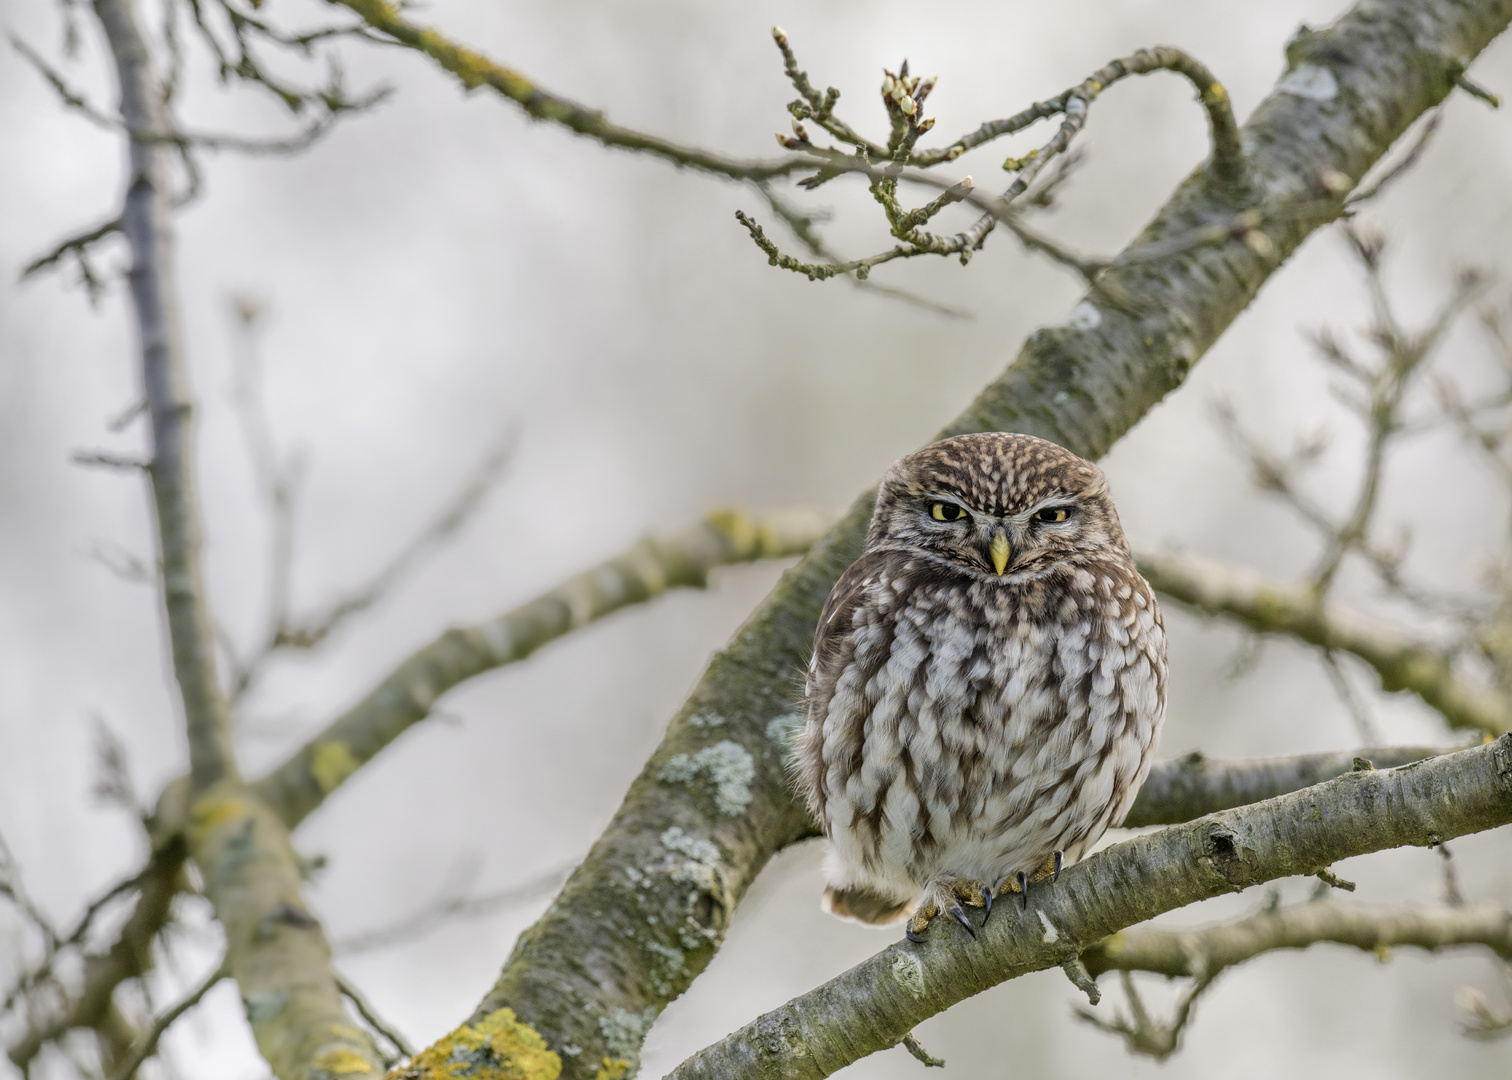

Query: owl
795;432;1166;940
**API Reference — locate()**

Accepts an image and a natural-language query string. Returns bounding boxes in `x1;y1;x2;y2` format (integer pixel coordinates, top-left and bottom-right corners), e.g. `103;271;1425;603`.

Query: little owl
795;432;1166;940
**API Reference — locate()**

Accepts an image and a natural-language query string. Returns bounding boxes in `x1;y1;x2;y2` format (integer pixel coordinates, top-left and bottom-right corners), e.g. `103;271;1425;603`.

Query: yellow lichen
311;742;360;795
407;1009;561;1080
188;792;249;841
593;1059;630;1080
313;1047;377;1076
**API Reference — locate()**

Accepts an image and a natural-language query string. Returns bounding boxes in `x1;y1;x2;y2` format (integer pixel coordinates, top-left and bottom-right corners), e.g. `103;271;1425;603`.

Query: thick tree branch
403;4;1512;1077
186;783;387;1080
1139;550;1511;735
666;738;1512;1079
253;507;827;829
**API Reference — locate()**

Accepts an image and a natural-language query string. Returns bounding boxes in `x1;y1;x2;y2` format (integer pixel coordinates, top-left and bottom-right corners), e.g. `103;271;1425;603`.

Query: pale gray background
3;0;1512;1077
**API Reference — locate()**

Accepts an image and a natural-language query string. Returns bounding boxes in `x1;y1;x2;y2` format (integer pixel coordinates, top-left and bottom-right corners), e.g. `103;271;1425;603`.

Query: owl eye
930;501;969;522
1034;507;1070;523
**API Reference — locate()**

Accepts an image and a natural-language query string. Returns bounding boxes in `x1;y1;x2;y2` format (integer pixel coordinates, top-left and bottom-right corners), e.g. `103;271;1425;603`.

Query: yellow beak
990;529;1011;576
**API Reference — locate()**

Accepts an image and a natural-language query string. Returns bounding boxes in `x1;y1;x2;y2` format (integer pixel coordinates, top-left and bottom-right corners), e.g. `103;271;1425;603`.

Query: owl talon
948;904;977;937
1053;850;1063;881
905;925;926;944
980;884;994;924
1016;870;1029;910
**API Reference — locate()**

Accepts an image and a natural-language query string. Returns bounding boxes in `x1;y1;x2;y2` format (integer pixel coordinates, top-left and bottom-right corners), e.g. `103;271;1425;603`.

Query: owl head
866;432;1131;580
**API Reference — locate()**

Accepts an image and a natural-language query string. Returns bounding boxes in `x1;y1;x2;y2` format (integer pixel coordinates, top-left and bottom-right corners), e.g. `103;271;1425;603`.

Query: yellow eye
1035;507;1069;523
931;502;968;522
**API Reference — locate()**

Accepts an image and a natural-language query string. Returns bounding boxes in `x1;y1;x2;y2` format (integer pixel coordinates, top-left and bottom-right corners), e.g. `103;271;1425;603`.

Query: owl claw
948;904;977;937
905;877;992;941
1053;850;1064;881
1016;870;1029;911
979;884;994;924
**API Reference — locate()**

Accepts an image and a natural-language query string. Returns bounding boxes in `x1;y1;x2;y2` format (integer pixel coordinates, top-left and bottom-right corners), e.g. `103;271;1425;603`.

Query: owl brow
922;490;978;511
1024;495;1077;516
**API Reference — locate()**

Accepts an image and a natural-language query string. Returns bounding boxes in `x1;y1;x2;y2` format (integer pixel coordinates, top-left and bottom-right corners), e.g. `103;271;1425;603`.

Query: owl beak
990;529;1011;576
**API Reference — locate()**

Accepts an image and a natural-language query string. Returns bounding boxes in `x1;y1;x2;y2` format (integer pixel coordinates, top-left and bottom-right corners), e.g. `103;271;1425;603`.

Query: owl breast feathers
794;432;1167;929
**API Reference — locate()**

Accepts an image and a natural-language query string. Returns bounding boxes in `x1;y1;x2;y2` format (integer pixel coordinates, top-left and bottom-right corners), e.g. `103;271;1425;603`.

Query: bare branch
329;0;802;183
252;506;829;828
1075;968;1213;1061
1320;649;1384;744
10;32;117;129
335;972;414;1064
94;0;236;790
6;840;186;1073
72;450;151;472
332;862;570;956
20;216;122;300
1138;549;1510;735
740;45;1246;281
277;430;516;651
106;959;227;1080
896;1032;945;1068
1123;744;1453;827
754;184;971;317
1078;895;1512;1046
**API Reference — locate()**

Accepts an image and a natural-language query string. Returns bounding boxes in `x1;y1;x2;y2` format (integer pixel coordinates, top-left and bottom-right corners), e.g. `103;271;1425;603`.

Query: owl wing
795;549;895;822
808;548;893;697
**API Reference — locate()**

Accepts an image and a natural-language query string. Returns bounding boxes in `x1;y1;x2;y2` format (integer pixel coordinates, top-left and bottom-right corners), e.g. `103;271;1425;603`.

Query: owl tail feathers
822;885;916;926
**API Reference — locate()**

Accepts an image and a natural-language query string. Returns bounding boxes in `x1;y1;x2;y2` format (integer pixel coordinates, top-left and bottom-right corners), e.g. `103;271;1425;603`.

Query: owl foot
993;851;1065;911
904;877;992;943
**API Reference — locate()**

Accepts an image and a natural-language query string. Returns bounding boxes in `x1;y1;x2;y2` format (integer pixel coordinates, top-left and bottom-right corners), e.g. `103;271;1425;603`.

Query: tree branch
1082;899;1512;981
405;4;1512;1076
95;0;236;792
741;45;1246;280
665;738;1512;1079
6;838;186;1072
91;1;387;1077
328;0;802;183
252;506;827;829
106;958;228;1080
1139;550;1511;735
1123;744;1453;827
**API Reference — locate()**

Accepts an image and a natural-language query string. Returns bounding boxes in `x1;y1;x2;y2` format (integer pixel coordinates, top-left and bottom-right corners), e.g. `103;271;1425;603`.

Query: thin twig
335;972;414;1063
332;862;571;956
106;960;227;1080
897;1032;945;1068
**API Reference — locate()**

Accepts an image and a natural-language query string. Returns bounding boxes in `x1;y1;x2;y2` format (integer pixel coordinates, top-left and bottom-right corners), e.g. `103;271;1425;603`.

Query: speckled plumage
795;433;1167;934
